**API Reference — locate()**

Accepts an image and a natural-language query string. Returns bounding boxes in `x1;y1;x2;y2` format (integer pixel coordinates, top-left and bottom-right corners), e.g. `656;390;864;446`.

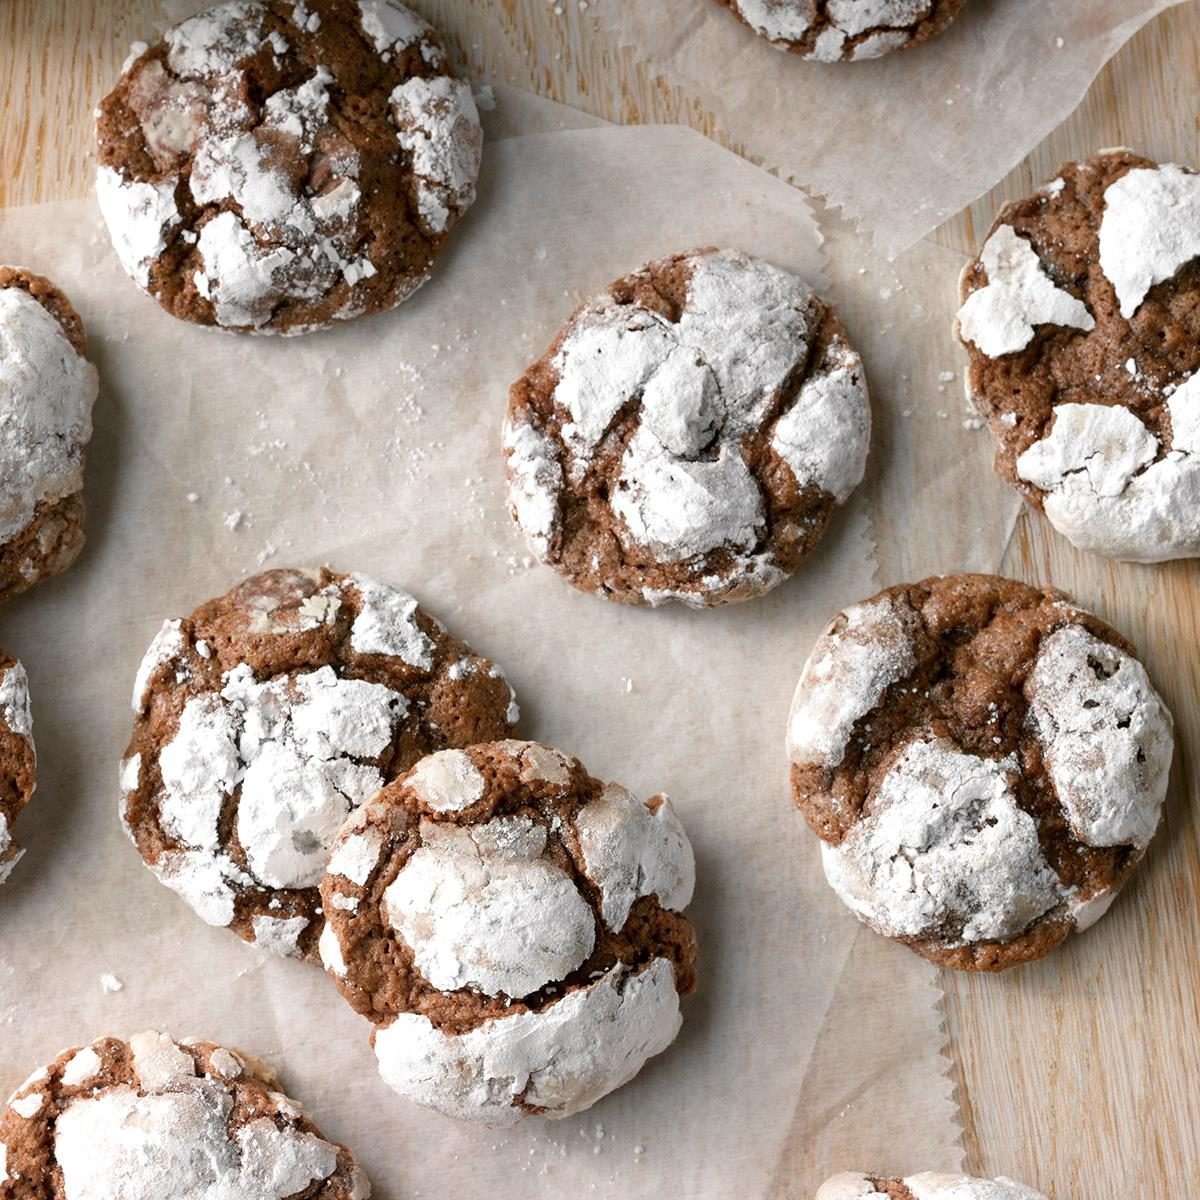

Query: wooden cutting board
3;2;1198;1194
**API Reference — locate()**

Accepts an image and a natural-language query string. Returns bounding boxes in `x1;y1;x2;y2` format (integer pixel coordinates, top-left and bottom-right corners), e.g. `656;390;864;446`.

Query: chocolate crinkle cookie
0;268;97;600
319;739;697;1125
121;567;518;962
788;574;1173;971
957;149;1200;562
0;654;34;887
714;0;967;61
95;0;481;335
817;1173;1048;1200
504;248;870;608
0;1031;369;1198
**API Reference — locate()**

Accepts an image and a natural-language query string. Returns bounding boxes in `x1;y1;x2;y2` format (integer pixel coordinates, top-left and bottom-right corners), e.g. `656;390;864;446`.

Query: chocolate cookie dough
95;0;482;335
817;1173;1048;1200
121;567;518;961
788;574;1173;971
714;0;967;61
504;248;871;608
0;268;97;600
956;150;1200;561
319;739;697;1124
0;1031;370;1198
0;653;34;886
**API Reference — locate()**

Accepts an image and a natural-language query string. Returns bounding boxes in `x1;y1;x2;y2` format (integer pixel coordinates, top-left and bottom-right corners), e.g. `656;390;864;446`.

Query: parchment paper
604;0;1187;251
0;113;1017;1196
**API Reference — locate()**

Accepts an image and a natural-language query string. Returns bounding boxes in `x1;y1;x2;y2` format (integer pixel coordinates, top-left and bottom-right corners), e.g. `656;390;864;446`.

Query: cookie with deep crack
121;567;518;961
95;0;481;335
817;1173;1048;1200
0;1031;369;1198
788;574;1173;971
956;149;1200;561
319;739;697;1124
0;653;34;887
504;248;871;608
713;0;967;61
0;268;98;599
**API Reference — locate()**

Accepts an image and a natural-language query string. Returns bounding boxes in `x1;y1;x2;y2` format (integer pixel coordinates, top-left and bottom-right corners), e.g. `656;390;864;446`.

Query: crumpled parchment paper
0;94;1019;1196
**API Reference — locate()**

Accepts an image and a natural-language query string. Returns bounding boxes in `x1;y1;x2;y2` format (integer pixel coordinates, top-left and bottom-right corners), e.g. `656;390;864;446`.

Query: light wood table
3;3;1199;1195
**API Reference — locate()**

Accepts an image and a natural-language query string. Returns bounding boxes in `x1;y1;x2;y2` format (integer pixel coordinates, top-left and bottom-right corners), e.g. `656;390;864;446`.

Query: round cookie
504;247;871;608
0;1031;369;1198
817;1173;1048;1200
787;574;1173;971
0;268;97;599
0;653;34;886
121;567;518;961
95;0;481;335
713;0;967;61
319;739;697;1124
956;149;1200;562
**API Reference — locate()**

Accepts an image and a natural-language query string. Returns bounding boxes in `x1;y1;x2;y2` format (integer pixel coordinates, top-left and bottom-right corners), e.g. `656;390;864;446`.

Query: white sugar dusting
956;225;1094;356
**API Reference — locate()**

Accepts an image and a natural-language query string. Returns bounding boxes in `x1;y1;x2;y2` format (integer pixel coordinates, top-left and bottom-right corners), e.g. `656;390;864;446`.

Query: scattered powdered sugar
1025;625;1172;848
357;0;430;55
404;748;485;811
574;784;694;930
1015;381;1200;560
1099;163;1200;318
787;595;920;768
384;815;596;997
389;76;482;235
48;1032;344;1200
509;249;868;575
0;288;97;545
956;225;1095;357
821;737;1063;945
816;1173;1049;1200
373;958;682;1125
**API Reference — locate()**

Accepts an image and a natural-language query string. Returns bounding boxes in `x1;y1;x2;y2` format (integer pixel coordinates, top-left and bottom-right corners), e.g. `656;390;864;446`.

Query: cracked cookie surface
0;1031;369;1199
0;268;97;599
95;0;481;335
319;739;697;1124
714;0;967;61
504;247;870;608
788;574;1173;971
121;567;517;963
817;1172;1049;1200
0;652;34;888
956;149;1200;561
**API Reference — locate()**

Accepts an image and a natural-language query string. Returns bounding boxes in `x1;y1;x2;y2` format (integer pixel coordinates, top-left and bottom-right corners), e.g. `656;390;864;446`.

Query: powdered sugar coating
505;248;870;607
816;1173;1049;1200
96;0;480;334
1026;626;1172;848
956;225;1095;357
0;656;34;887
726;0;959;60
373;959;682;1126
575;783;696;930
320;739;697;1123
123;568;518;959
404;748;485;811
1099;163;1200;318
821;738;1063;944
0;286;97;545
1015;383;1200;561
787;595;920;768
791;576;1175;964
385;815;597;997
1;1032;369;1200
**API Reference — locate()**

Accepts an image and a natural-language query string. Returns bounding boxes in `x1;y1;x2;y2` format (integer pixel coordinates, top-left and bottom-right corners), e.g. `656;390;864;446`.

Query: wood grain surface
3;1;1199;1195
